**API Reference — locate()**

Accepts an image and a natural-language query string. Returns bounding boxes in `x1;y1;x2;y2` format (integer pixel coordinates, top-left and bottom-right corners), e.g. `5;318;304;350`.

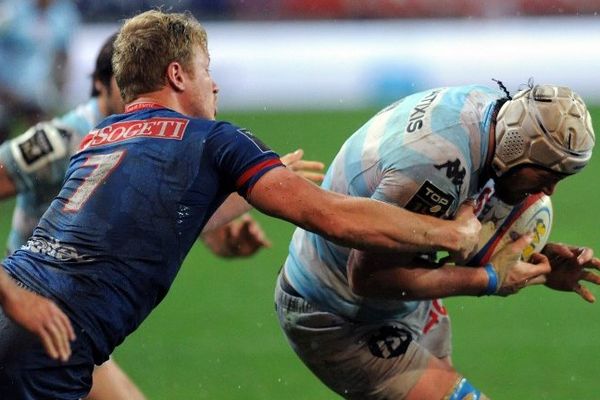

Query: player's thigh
276;294;445;399
278;312;436;399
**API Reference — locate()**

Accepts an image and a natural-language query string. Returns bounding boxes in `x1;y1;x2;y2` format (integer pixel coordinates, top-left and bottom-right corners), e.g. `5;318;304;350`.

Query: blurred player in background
0;0;80;141
0;10;484;398
0;32;325;400
275;82;600;399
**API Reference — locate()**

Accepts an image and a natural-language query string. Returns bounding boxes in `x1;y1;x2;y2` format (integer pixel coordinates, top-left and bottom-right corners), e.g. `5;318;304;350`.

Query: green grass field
1;108;598;399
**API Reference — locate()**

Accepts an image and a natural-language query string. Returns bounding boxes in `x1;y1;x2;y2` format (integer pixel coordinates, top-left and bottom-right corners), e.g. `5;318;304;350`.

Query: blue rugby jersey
0;98;103;254
2;103;282;362
283;85;502;321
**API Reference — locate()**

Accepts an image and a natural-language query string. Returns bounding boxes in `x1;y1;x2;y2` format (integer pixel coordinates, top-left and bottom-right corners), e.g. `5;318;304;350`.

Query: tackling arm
247;166;480;256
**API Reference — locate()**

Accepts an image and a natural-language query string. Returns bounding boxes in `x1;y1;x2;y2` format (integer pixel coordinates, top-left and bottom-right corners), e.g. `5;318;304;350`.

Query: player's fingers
238;213;253;223
510;232;535;253
57;311;76;342
529;252;547;264
243;219;262;240
45;316;72;362
576;247;595;265
38;329;60;360
532;253;552;275
288;159;324;169
455;200;476;218
586;258;600;271
280;149;303;166
525;274;546;285
581;270;600;286
299;171;325;183
544;242;576;259
241;219;271;247
574;284;595;303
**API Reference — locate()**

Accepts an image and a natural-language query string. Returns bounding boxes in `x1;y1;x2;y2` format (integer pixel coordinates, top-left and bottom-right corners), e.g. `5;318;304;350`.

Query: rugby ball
467;193;553;266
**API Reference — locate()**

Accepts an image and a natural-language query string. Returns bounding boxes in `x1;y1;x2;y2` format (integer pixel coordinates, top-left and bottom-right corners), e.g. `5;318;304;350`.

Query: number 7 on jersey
63;151;125;212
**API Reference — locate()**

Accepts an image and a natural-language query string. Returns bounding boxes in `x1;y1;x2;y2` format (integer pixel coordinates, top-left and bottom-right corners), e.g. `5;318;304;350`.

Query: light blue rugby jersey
284;85;502;321
0;98;102;253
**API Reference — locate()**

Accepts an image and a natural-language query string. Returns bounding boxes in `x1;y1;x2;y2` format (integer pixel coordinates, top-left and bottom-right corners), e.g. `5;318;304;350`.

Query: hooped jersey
284;85;502;322
0;98;103;254
3;103;282;362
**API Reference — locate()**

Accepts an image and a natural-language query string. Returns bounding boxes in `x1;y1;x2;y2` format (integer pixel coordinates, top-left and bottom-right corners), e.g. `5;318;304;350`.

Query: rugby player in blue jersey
0;10;484;399
275;83;600;399
0;31;325;400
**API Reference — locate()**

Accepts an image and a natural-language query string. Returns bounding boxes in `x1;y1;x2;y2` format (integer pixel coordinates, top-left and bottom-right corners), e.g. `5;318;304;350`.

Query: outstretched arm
247;166;480;256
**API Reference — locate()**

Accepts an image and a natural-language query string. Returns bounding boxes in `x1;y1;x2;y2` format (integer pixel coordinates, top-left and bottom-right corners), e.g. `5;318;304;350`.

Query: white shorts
274;271;451;400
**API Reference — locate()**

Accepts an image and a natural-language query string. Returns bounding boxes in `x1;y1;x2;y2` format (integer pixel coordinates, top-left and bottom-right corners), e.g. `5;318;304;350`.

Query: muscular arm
247;166;476;255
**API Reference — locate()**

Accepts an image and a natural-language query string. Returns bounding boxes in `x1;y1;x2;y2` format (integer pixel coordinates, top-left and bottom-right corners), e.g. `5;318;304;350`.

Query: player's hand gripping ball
467;193;553;266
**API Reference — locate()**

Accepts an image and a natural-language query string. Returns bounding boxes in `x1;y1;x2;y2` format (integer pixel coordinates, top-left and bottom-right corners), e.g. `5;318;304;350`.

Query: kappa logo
435;159;466;192
368;326;412;359
405;180;455;217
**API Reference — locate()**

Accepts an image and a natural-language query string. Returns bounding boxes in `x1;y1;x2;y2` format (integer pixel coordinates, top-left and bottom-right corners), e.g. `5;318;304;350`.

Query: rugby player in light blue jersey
276;83;599;399
0;10;483;399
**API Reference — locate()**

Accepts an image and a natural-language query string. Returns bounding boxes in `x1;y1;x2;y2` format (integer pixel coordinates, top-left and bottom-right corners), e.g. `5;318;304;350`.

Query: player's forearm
349;263;490;300
250;169;470;253
315;195;468;253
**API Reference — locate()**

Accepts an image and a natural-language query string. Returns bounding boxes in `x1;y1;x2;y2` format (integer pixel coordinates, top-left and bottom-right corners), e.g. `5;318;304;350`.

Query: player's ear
166;61;185;92
93;79;104;95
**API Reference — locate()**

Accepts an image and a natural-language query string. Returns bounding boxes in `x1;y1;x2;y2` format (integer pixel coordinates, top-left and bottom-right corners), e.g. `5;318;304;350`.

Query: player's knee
444;377;489;400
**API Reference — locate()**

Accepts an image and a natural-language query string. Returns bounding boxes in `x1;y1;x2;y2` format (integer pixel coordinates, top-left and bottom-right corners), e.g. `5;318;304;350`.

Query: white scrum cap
492;84;595;177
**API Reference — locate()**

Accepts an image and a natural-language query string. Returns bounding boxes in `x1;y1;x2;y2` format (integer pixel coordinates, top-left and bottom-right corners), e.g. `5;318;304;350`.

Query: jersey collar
124;102;166;113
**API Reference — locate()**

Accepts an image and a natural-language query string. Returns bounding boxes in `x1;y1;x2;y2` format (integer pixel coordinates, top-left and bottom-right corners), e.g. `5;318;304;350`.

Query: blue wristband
482;263;498;296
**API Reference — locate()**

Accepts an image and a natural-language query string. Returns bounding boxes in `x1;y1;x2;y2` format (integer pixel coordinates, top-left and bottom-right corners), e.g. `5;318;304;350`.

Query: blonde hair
113;10;208;104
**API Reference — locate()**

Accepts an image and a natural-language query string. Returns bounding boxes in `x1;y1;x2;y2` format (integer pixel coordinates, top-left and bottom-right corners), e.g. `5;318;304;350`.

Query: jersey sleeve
205;122;283;197
0;121;74;192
